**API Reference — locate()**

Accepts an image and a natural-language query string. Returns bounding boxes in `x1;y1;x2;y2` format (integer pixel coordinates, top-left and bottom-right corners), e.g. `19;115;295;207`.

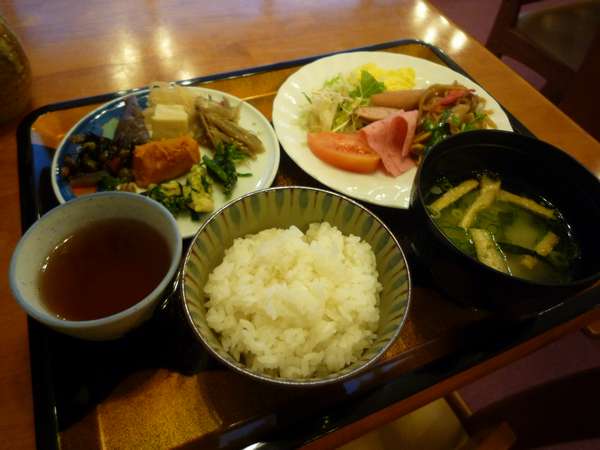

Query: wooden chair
337;395;516;450
584;318;600;338
486;0;600;139
487;0;600;102
447;367;600;449
446;392;516;450
340;371;600;450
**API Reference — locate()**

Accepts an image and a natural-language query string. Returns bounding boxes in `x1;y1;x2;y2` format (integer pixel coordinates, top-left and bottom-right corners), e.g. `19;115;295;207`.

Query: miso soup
426;174;580;284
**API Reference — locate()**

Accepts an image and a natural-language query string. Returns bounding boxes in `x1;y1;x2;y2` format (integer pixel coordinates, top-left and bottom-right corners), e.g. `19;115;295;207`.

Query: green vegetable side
421;109;490;155
144;143;251;221
202;143;251;197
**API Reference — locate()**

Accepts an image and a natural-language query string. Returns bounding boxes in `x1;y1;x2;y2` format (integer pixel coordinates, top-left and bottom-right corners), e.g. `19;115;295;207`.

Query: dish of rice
204;222;382;379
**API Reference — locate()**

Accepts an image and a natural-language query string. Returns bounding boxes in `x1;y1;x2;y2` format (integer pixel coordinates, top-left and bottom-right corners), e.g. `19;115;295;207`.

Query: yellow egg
351;63;416;91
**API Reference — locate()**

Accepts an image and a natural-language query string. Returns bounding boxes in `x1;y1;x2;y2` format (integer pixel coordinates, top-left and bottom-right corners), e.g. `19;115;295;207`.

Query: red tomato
307;132;381;174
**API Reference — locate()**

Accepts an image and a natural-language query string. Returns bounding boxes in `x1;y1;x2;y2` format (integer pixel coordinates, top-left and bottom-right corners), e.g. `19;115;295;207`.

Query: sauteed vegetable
411;83;496;159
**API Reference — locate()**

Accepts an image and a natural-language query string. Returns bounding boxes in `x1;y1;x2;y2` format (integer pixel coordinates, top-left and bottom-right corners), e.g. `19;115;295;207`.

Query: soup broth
426;175;580;283
39;218;171;321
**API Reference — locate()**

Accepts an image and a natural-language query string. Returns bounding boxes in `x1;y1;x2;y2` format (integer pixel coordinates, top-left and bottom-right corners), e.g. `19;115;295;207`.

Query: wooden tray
16;39;599;450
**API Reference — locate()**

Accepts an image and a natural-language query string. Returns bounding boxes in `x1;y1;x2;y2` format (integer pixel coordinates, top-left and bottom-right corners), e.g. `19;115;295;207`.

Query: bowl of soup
9;192;182;340
410;130;600;317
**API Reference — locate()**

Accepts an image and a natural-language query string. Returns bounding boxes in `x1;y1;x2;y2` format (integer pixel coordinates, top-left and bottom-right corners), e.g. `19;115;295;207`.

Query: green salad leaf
350;70;386;99
302;69;387;133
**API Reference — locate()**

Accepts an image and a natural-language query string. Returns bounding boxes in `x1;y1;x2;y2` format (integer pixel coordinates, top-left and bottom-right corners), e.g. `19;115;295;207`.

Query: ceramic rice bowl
182;186;411;387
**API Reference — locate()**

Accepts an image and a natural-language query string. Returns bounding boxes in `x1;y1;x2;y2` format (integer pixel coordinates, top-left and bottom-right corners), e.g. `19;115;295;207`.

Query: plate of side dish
51;83;280;239
272;51;512;208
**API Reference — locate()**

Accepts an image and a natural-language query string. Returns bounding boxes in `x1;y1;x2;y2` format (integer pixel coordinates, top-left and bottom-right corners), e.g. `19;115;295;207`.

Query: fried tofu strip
535;231;560;256
497;190;555;219
520;254;539;270
470;228;510;274
429;179;479;213
459;176;501;229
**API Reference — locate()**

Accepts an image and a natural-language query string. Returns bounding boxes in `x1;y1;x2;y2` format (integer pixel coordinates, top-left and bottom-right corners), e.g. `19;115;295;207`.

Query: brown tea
39;218;172;321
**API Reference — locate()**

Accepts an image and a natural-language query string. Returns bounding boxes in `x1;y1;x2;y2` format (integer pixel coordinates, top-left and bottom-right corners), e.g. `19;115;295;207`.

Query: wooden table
0;1;598;449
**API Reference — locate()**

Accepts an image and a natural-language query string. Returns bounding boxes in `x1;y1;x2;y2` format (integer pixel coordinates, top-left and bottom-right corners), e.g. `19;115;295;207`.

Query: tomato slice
307;132;381;174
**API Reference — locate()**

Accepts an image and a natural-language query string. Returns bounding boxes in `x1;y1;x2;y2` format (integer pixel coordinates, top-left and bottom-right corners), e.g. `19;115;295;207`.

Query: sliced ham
356;106;401;122
360;110;418;176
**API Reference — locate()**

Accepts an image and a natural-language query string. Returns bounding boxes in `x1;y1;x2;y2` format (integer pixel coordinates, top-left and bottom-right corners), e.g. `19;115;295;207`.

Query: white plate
272;51;513;208
51;86;280;239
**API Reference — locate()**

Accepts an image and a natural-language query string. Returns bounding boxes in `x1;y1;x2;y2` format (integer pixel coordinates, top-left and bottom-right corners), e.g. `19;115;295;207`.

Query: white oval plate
51;86;280;239
272;51;513;208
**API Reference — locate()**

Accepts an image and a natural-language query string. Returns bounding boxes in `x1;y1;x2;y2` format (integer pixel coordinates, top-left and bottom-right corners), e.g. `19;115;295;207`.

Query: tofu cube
151;104;189;139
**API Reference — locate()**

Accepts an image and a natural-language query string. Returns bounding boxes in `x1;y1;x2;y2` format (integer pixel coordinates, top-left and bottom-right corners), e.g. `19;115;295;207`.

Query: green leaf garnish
350;71;385;99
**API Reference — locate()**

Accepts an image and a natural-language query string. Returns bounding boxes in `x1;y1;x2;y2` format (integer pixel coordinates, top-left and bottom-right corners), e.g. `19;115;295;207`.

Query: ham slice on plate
360;110;418;176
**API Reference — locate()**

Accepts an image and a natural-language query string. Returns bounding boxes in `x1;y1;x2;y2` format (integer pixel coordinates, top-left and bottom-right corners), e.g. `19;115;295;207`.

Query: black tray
16;39;600;450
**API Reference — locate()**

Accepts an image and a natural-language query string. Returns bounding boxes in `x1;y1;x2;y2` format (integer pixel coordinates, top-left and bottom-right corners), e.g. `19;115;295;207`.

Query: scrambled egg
351;63;416;91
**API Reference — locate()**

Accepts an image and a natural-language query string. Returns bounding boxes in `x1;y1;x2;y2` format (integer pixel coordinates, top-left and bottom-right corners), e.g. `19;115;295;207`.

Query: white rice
204;222;381;379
